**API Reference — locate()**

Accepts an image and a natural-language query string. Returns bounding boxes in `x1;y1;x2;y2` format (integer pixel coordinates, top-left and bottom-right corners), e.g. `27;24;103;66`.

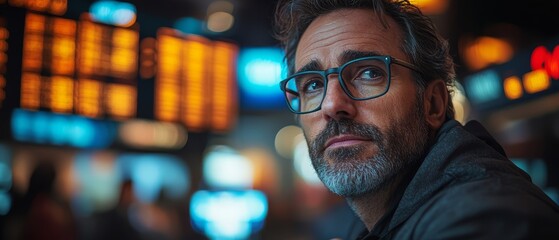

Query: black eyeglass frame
279;55;420;114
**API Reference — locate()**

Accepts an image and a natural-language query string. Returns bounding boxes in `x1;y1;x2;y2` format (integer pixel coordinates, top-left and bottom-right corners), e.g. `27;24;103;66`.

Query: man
274;0;559;239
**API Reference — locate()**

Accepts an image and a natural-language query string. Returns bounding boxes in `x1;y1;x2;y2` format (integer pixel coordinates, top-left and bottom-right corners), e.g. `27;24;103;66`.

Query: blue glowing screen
190;190;268;239
90;0;137;26
11;109;116;148
464;69;502;104
237;47;287;110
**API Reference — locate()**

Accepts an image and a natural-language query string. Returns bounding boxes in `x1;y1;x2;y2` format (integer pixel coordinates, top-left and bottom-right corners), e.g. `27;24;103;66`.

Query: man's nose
319;75;357;120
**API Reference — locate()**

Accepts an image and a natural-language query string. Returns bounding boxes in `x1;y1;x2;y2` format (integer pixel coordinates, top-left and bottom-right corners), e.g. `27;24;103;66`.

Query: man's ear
423;79;448;130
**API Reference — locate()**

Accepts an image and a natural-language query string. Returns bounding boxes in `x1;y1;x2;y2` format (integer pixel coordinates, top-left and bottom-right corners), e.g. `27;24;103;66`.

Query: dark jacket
353;120;559;240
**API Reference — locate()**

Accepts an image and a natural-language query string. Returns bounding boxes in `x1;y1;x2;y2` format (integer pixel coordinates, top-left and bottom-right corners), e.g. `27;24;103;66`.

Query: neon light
503;76;523;100
523;69;550;94
463;36;513;71
11;109;115;148
118;120;188;149
203;145;253;189
90;1;137;27
464;70;501;104
546;46;559;79
237;48;287;109
531;46;549;71
190;190;268;239
530;45;559;80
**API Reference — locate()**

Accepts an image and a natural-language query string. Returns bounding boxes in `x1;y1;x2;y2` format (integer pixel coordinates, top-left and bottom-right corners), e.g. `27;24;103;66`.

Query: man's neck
346;176;406;231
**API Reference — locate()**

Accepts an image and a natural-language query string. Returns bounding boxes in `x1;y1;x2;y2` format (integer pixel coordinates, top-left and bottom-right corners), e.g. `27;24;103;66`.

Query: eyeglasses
279;55;420;114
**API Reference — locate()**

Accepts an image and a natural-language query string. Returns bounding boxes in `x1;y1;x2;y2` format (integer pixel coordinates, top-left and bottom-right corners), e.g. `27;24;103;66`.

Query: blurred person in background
274;0;559;239
81;178;142;240
6;160;77;240
81;178;182;240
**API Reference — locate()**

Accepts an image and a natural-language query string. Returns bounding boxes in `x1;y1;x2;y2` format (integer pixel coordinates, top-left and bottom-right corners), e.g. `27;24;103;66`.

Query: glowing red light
530;46;549;71
546;46;559;80
530;45;559;80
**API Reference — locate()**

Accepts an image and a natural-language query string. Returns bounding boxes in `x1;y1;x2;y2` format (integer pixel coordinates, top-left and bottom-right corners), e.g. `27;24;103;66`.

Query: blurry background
0;0;558;239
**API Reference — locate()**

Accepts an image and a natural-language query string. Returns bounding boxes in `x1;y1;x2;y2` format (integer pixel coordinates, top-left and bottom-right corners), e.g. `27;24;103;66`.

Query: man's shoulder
402;175;559;239
391;120;559;239
434;174;559;212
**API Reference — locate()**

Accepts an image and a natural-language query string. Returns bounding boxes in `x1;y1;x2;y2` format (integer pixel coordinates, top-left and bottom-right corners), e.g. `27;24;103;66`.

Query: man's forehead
295;50;384;72
293;8;402;71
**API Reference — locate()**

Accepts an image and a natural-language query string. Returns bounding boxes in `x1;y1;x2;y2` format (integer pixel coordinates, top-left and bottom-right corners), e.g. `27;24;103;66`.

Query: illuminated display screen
51;17;75;76
77;17;138;119
155;28;238;132
237;47;286;110
22;13;45;73
17;12;138;119
49;76;74;113
155;31;182;122
77;79;102;118
105;83;136;119
77;17;139;81
190;190;268;239
210;41;238;132
182;35;210;131
11;108;116;148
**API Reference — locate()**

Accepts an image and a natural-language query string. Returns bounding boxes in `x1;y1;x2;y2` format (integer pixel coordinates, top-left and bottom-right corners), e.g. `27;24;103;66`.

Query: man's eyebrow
296;60;322;73
339;50;382;64
295;50;382;73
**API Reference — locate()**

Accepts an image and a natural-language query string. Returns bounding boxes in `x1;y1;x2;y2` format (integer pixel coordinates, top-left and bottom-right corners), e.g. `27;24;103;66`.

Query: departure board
18;12;138;119
21;13;76;113
155;28;238;132
210;41;238;133
76;15;138;119
1;3;239;134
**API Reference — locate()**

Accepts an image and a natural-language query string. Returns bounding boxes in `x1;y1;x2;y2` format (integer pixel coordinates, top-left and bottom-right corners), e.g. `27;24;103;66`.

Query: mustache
311;118;384;152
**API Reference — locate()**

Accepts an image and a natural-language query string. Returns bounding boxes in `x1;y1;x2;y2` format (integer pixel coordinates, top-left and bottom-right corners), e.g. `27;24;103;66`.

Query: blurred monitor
237;47;287;111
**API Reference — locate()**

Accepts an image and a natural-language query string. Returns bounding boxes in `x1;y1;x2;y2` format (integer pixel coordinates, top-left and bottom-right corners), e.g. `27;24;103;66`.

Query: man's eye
302;78;324;93
355;68;383;81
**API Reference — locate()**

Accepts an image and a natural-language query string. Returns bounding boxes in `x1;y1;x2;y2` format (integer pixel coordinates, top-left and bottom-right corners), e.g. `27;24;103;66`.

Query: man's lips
324;135;371;149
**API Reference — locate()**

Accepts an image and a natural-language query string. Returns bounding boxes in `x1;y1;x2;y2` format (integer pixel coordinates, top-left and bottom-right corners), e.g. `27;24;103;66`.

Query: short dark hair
273;0;456;119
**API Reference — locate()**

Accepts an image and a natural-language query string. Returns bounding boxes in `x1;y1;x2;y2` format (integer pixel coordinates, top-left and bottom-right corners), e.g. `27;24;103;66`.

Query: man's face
295;8;431;197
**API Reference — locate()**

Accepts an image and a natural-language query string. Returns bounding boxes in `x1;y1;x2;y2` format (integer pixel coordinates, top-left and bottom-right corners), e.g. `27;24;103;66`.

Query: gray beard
307;98;430;197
